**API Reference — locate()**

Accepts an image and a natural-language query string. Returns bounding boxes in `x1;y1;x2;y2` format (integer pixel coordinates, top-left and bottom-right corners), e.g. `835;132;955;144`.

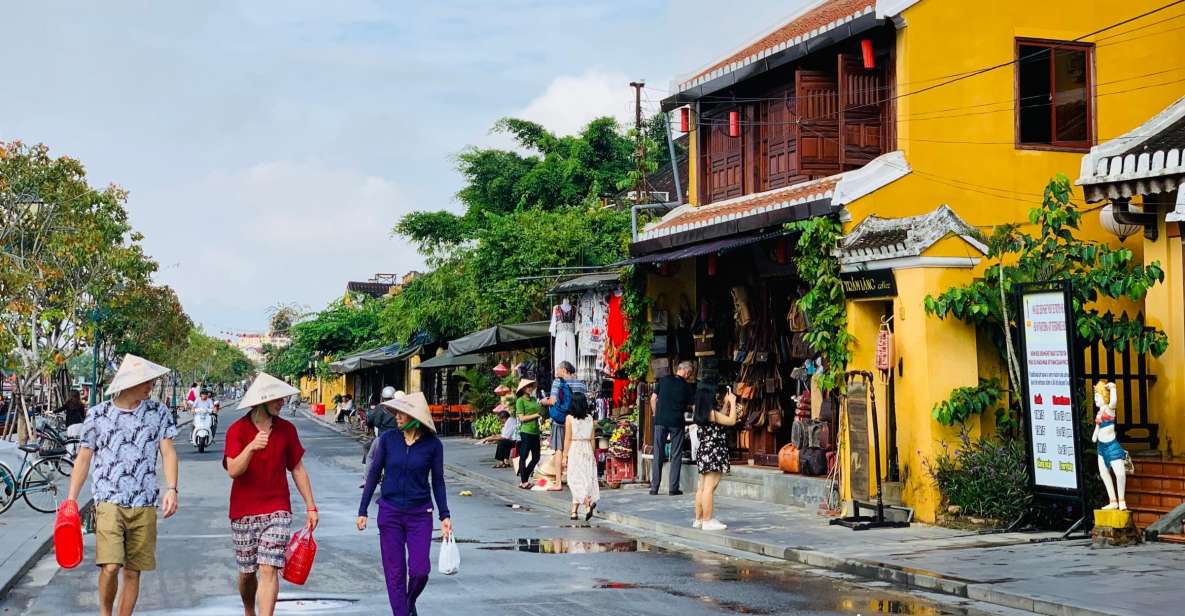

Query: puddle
272;598;359;611
594;580;775;614
477;538;647;553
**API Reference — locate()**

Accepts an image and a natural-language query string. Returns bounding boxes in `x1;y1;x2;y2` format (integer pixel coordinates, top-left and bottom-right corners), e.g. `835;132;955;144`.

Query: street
2;405;1006;616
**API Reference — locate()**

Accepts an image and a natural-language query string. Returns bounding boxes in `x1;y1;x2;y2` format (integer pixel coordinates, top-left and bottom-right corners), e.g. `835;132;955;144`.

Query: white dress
551;304;578;374
566;416;599;506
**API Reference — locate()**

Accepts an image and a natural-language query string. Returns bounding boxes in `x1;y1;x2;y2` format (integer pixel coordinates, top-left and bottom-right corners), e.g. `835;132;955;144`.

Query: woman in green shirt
514;379;543;489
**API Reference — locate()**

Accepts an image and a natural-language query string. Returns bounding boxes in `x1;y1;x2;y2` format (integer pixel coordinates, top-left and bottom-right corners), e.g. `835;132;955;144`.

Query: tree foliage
786;216;852;392
266;297;387;379
173;329;254;385
925;175;1168;428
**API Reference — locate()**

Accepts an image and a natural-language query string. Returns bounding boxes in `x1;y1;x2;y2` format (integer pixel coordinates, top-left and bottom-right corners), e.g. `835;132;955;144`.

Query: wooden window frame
1014;37;1096;153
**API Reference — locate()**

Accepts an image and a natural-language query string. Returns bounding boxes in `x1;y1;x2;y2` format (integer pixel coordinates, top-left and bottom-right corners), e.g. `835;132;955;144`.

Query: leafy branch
786;216;852;392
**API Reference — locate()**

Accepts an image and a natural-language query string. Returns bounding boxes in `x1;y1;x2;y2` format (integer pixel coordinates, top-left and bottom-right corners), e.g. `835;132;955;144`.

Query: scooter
192;408;215;453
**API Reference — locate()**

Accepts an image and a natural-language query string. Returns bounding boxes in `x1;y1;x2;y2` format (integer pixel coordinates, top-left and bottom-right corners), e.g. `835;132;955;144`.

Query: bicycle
33;415;80;474
0;442;74;514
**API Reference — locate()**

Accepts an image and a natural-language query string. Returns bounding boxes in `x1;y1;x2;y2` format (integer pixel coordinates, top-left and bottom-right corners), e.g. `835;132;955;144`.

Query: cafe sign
840;269;897;299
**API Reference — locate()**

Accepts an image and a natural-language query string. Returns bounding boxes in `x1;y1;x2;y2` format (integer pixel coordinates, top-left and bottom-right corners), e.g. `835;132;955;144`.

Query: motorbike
191;408;215;453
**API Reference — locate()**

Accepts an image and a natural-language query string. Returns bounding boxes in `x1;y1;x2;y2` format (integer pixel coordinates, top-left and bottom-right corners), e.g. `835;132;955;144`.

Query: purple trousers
377;502;433;616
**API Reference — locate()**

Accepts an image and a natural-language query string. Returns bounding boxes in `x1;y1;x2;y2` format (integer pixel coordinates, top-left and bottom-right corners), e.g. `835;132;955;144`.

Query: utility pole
629;80;647;204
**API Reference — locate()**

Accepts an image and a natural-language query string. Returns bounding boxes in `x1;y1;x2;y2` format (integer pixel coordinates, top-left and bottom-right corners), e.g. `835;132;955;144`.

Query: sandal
585;502;597;522
519;482;531;489
570;508;579;520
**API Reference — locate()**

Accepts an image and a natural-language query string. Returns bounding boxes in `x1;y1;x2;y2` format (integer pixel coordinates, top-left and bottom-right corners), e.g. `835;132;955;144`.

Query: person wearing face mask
357;392;453;616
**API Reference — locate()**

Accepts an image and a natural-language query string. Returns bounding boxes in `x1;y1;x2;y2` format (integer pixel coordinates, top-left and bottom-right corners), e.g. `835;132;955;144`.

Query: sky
2;0;806;334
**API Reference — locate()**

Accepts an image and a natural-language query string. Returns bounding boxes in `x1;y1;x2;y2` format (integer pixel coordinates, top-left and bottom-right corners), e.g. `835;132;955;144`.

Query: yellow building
642;0;1184;523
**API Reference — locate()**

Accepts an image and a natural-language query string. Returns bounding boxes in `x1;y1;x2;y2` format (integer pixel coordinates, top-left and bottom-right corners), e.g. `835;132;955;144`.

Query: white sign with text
1021;290;1078;491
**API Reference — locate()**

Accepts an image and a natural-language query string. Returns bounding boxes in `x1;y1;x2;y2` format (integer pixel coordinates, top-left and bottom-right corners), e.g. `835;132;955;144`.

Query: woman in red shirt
224;373;319;616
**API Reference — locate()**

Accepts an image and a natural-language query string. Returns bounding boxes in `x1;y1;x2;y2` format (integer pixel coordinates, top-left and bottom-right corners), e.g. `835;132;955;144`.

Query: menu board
1021;289;1079;491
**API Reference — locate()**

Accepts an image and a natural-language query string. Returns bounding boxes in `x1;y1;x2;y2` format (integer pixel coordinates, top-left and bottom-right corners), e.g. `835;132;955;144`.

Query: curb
444;462;1122;616
0;417;192;601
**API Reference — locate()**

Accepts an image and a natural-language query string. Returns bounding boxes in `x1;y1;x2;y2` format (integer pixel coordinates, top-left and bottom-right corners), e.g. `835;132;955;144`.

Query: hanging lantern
680;107;690;133
492;362;510;378
1100;204;1142;241
728;110;740;138
707;254;718;276
861;39;875;69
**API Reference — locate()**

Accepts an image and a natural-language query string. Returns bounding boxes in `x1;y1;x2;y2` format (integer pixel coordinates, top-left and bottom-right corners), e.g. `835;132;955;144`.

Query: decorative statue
1092;381;1128;510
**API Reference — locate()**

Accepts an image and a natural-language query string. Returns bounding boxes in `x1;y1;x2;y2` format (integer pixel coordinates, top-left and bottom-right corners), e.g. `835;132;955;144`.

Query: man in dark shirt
650;361;695;495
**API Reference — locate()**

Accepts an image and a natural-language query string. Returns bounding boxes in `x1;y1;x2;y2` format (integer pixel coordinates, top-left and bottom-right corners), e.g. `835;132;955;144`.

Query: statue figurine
1092;381;1128;510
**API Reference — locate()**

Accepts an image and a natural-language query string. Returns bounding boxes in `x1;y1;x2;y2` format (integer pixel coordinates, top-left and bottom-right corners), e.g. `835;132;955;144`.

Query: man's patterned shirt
80;399;177;507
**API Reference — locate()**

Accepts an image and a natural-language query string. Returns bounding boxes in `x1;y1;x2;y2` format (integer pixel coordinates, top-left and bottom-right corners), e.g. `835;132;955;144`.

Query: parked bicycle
33;414;80;474
0;442;73;514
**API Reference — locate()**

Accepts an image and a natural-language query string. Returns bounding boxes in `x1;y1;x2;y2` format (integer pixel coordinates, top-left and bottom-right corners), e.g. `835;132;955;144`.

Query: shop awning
328;341;418;374
447;321;551;356
548;271;621;295
617;230;790;266
414;353;483;370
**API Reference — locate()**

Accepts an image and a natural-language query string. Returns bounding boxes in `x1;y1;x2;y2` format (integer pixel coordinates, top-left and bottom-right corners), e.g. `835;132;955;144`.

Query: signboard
1017;282;1082;494
840;269;897;299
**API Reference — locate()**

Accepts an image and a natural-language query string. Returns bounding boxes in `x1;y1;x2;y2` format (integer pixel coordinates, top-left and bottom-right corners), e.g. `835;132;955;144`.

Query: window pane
1018;44;1052;144
1053;48;1089;143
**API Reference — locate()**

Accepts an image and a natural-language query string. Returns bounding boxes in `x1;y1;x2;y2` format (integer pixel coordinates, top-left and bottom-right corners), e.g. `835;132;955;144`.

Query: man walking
650;361;695;496
543;361;584;491
66;354;179;616
225;373;318;616
362;386;403;484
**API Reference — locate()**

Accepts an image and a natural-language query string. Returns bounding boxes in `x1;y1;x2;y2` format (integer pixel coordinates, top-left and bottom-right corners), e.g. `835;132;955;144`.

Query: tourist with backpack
543;361;584;492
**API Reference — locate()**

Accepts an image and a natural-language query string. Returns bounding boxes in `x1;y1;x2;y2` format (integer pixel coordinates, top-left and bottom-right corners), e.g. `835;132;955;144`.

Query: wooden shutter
706;108;743;203
838;55;886;169
794;69;841;179
760;88;803;190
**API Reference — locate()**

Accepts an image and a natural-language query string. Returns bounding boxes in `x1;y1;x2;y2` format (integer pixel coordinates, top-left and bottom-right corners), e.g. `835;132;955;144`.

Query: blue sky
3;0;805;333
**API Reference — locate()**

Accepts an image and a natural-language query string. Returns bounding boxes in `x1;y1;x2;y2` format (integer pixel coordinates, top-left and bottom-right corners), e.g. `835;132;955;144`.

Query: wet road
1;404;1013;615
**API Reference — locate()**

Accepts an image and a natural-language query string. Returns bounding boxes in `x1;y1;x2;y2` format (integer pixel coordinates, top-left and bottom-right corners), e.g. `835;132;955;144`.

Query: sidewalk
301;406;1185;616
0;414;193;600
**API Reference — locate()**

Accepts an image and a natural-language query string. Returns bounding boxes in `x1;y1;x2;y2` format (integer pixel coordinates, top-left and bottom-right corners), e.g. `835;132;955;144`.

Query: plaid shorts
231;511;292;573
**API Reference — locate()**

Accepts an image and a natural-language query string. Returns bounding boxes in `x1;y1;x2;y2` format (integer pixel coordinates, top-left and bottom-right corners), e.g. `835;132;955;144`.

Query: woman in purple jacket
357;392;453;616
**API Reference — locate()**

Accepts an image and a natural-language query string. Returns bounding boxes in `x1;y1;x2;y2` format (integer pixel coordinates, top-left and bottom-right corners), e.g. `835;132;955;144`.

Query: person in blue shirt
357;392;452;616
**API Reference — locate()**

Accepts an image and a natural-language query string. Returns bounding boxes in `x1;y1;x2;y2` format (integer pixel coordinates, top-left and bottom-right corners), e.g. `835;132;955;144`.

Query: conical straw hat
380;392;435;433
515;378;536;396
238;373;300;410
105;354;171;396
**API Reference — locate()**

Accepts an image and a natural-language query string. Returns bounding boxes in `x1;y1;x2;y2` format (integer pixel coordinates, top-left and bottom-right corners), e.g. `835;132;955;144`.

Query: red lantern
707;254;717;276
861;39;875;69
728;111;740;138
492;362;509;378
680;107;690;133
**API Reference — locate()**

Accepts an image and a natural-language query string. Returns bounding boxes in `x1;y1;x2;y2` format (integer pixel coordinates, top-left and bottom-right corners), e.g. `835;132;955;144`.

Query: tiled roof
1077;94;1185;205
839;204;987;265
638;150;911;244
678;0;880;92
346;281;393;298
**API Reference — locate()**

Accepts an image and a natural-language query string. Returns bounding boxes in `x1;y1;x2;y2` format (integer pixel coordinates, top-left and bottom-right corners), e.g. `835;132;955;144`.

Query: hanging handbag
790;332;812;358
731;286;753;327
787;300;808;332
766;399;783;432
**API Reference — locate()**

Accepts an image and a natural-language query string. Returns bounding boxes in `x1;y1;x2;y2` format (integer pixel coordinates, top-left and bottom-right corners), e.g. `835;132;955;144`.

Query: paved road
0;405;1013;615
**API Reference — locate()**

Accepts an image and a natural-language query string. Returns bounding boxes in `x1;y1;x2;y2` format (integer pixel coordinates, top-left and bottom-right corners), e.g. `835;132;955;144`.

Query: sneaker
692;520;702;529
669;490;684;496
701;519;727;531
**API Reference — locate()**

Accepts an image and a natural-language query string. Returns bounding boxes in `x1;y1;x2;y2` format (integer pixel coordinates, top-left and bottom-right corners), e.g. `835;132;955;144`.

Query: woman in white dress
562;394;599;521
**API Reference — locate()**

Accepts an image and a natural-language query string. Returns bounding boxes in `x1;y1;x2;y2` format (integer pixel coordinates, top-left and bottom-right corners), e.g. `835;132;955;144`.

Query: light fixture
728;111;739;138
680;107;690;133
1100;204;1142;241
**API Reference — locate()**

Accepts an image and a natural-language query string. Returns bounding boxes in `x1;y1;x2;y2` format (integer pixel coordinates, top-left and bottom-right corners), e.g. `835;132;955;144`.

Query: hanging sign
1017;281;1082;494
840;269;897;299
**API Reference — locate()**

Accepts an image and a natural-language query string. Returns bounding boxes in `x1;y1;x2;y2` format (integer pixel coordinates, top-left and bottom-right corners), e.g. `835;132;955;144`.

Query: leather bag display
778;443;801;474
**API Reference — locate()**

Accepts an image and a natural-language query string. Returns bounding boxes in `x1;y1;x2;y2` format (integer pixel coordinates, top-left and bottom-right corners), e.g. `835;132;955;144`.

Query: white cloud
517;69;658;136
134;161;422;332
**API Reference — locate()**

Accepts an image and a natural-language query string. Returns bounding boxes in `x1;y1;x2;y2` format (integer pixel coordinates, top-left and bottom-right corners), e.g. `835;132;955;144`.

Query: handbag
790;332;812;358
731;286;753;327
693;328;716;357
282;528;318;585
778;443;800;474
799;448;828;476
875;319;894;372
787;300;808;332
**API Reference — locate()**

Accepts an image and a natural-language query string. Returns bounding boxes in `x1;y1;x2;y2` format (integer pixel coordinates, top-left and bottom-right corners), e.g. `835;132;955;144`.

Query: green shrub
928;430;1031;522
472;413;501;439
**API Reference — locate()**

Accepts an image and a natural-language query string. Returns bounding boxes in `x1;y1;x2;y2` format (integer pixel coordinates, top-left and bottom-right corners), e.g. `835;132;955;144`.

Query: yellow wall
1145;219;1185;449
298;374;345;407
687;107;699;206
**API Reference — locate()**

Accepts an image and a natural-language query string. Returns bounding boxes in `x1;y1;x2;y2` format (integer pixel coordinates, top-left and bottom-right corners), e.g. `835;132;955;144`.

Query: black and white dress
695;423;730;474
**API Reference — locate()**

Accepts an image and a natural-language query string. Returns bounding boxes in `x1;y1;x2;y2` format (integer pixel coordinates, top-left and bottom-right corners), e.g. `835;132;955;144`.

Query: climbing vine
931;379;1008;427
620;266;653;381
786;216;852;392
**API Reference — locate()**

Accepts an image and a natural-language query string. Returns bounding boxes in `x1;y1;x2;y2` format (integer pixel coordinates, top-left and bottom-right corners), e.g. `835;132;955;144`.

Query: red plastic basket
54;501;84;569
282;528;317;585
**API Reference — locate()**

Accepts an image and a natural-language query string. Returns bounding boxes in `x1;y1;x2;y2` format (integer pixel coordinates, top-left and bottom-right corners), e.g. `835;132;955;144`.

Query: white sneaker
693;520;702;529
701;519;727;531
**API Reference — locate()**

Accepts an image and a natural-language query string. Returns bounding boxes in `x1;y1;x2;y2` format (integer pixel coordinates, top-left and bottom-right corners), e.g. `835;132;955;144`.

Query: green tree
925;175;1168;428
174;329;254;385
266;297;387;379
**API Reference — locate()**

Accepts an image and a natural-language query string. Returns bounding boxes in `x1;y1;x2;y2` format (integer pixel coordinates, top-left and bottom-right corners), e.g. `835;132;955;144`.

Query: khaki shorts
95;502;158;571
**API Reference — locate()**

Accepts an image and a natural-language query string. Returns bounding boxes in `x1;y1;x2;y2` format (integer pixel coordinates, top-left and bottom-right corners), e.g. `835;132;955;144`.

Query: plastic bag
438;534;460;575
282;527;317;585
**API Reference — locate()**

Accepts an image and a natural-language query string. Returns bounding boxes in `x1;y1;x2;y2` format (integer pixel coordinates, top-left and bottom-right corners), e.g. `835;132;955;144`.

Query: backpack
550;379;572;425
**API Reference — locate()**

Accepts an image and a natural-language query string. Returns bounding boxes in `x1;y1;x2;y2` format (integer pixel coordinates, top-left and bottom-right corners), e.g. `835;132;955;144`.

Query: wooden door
794;69;841;179
706;109;743;203
761;88;801;190
838;55;886;170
